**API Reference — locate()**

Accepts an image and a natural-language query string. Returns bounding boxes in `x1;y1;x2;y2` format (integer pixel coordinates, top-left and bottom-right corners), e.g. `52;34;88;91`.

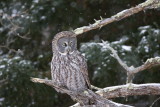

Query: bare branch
16;30;31;40
91;85;102;91
96;83;160;99
150;96;160;107
31;78;133;107
132;57;160;74
104;42;160;83
74;0;160;35
0;45;18;53
102;41;130;73
31;78;74;95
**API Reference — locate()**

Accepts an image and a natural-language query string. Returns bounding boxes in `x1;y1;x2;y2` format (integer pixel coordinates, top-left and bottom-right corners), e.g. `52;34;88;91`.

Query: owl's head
52;31;77;55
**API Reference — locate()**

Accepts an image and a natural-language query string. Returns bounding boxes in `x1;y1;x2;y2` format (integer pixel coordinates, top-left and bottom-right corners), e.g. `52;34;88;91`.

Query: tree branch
102;41;130;73
96;83;160;99
31;78;133;107
0;45;18;53
132;57;160;74
103;42;160;83
74;0;160;35
31;78;160;107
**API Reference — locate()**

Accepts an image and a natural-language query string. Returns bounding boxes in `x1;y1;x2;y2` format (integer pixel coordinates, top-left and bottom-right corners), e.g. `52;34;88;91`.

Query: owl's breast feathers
51;51;91;92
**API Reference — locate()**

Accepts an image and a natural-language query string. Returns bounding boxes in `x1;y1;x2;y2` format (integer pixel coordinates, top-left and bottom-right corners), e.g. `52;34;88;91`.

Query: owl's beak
66;46;71;54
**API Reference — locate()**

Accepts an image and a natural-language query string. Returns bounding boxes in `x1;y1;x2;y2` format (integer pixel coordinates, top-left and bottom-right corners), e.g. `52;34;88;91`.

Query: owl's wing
80;54;91;89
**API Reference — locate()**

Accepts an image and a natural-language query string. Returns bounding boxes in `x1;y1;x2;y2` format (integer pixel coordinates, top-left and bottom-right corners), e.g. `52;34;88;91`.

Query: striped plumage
51;31;91;93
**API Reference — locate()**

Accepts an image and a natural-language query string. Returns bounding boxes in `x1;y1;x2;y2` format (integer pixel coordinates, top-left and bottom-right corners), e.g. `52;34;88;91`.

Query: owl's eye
70;41;73;45
62;42;67;47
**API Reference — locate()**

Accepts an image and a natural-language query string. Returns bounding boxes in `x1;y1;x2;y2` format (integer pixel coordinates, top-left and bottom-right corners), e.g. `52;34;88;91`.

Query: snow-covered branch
74;0;160;35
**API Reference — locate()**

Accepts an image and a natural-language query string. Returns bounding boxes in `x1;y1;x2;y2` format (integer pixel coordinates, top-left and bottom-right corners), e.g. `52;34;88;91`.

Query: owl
51;31;91;95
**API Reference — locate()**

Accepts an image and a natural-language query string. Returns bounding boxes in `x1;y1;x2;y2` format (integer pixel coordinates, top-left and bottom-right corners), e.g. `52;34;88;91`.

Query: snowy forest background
0;0;160;107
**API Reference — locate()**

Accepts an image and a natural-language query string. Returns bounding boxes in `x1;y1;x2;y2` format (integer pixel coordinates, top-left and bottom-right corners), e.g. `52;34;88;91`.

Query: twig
91;85;102;91
150;96;160;107
16;30;31;40
0;45;18;53
74;0;160;35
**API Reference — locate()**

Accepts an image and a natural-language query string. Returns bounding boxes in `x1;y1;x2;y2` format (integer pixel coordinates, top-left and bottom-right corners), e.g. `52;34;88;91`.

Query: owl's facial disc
57;37;77;55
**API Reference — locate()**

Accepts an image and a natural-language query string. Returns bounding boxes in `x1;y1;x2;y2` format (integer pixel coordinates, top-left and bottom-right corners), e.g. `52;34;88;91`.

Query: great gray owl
51;31;91;95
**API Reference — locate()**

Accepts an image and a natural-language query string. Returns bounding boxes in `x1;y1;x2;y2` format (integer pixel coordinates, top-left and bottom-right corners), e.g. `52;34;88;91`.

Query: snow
0;28;4;32
33;0;39;3
140;36;147;44
13;56;21;60
154;29;160;34
112;41;120;44
2;13;8;19
80;42;97;50
102;62;107;67
21;15;24;18
0;97;4;104
12;9;17;14
138;25;151;30
40;16;46;20
0;65;5;69
112;36;129;44
38;55;43;58
122;45;132;51
19;60;31;65
26;16;30;19
94;70;98;75
31;5;35;9
51;7;55;13
0;98;4;101
81;53;85;57
144;46;149;53
81;40;132;53
140;29;147;35
97;67;101;70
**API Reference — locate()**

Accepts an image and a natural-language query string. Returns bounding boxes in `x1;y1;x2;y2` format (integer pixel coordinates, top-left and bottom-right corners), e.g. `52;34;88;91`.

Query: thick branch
31;78;132;107
74;0;160;35
31;78;160;106
96;83;160;99
71;83;160;107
